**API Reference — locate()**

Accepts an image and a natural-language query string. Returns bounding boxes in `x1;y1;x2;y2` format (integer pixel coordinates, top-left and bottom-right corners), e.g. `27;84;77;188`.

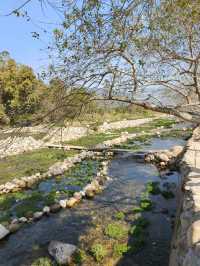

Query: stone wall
170;126;200;266
98;118;155;132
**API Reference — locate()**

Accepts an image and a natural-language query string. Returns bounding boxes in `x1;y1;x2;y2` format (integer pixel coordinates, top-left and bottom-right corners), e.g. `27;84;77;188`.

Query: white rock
59;199;67;208
19;217;28;223
0;224;9;240
33;212;43;220
43;206;50;214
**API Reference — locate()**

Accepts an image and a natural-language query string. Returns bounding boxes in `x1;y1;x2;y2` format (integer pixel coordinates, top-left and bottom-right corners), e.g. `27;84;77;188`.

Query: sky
0;1;62;74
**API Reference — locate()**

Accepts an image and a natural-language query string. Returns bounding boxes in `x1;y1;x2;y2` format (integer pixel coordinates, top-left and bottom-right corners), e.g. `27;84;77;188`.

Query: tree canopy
0;51;46;125
47;0;200;122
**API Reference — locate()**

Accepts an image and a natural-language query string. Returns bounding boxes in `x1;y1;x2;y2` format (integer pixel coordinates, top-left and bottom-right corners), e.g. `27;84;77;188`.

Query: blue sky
0;1;61;74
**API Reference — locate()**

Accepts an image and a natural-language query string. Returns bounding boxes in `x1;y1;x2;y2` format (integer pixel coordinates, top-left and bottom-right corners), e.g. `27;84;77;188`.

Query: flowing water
0;137;186;266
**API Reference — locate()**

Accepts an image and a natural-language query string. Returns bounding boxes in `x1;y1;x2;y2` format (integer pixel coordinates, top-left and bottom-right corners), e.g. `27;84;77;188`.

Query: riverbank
169;126;200;266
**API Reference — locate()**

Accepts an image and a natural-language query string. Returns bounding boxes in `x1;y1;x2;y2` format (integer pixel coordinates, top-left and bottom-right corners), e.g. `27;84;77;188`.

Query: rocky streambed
0;132;188;266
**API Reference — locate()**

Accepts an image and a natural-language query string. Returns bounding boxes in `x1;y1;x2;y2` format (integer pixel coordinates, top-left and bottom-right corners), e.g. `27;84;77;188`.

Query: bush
105;223;128;239
31;257;52;266
91;244;107;262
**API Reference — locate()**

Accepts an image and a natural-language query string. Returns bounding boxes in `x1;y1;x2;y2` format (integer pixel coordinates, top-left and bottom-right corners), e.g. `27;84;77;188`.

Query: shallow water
0;137;185;266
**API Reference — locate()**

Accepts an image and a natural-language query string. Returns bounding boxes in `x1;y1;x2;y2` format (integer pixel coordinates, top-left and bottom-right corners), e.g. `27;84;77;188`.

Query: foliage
90;244;107;262
140;199;153;211
115;211;125;220
0;51;47;125
0;149;77;184
31;257;52;266
113;243;130;257
161;190;175;199
73;249;87;264
105;222;128;240
146;181;161;195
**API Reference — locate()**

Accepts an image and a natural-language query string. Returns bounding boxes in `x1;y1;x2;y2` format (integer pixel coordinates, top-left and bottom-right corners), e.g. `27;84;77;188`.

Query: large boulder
48;241;77;265
0;224;9;240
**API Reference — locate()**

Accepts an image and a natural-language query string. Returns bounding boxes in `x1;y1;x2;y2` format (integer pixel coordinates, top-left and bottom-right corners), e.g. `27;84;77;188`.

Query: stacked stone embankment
170;126;200;266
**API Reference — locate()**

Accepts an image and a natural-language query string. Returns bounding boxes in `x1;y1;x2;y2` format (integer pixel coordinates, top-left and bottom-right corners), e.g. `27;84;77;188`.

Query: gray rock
48;240;77;265
0;224;9;240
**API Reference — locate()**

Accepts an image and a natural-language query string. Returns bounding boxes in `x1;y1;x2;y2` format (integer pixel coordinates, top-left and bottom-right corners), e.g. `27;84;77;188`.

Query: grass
0;148;77;184
0;159;101;221
64;132;120;147
64;117;176;148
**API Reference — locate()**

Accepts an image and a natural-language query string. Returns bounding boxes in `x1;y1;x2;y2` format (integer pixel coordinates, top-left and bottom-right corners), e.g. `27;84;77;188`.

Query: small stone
19;217;28;223
48;241;77;265
66;197;78;208
50;203;61;213
160;161;166;167
73;192;82;201
0;224;9;240
59;199;67;208
158;153;169;162
11;218;18;224
33;212;43;220
43;206;50;214
8;223;21;233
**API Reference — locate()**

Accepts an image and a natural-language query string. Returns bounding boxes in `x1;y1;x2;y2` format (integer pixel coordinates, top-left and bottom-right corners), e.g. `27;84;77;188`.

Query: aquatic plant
146;181;161;195
73;249;87;264
161;190;175;199
115;212;125;220
140;199;153;211
31;257;52;266
91;244;107;262
113;243;130;257
105;222;128;240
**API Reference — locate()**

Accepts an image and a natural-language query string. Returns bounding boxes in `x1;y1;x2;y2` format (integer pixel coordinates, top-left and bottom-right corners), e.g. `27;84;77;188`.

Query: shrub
113;243;130;257
105;223;128;239
91;244;107;262
31;257;52;266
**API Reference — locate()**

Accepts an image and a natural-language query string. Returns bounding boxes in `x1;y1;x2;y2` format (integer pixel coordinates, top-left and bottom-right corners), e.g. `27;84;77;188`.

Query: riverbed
0;136;186;266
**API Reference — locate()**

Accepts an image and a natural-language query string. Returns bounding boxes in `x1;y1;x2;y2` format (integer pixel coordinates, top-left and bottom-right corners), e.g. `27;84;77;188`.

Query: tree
47;0;200;123
3;0;200;123
0;51;46;125
39;77;97;125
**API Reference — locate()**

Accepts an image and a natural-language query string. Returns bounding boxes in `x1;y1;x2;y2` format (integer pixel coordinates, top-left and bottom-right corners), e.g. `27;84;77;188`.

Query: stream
0;136;186;266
